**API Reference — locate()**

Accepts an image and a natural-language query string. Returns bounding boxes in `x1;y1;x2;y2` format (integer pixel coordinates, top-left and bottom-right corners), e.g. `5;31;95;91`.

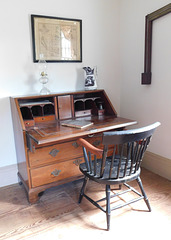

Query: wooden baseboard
0;164;18;187
142;151;171;181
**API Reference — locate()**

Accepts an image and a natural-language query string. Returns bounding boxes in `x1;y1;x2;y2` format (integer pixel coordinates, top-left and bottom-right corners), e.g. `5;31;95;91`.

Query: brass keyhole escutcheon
72;142;79;148
93;140;101;147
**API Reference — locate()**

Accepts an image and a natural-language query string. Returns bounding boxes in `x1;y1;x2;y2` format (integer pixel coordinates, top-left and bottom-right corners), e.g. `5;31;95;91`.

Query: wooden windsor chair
77;122;160;230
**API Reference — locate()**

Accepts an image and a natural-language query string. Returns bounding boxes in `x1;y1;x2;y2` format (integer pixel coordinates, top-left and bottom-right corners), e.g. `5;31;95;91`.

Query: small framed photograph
31;14;82;62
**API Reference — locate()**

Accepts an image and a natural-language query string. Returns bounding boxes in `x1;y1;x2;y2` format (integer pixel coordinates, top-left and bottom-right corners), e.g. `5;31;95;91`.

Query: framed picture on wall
31;14;82;62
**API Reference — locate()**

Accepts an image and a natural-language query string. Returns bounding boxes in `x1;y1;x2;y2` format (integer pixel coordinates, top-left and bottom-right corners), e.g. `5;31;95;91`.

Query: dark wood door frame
141;3;171;85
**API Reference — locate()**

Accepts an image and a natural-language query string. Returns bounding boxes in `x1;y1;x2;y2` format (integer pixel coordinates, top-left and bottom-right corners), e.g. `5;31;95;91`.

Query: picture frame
31;14;82;62
141;3;171;84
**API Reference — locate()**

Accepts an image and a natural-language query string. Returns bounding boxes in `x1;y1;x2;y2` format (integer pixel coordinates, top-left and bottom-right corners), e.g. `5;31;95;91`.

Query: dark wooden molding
142;3;171;85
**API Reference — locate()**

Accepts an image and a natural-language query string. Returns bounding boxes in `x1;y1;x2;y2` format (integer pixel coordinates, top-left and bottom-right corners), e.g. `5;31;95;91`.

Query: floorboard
0;168;170;240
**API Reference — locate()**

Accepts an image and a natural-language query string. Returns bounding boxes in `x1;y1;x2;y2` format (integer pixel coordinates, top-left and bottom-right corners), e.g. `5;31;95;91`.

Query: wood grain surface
0;168;170;239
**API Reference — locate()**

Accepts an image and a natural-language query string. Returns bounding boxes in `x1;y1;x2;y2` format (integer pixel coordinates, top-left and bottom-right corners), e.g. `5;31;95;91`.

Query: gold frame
31;15;82;62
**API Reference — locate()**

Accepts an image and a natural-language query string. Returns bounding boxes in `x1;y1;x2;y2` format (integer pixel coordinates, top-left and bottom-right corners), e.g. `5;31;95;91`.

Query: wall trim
142;151;171;181
0;164;18;188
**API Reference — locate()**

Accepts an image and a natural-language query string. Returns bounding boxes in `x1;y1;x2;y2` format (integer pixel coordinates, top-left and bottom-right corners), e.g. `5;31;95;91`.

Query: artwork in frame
31;14;82;62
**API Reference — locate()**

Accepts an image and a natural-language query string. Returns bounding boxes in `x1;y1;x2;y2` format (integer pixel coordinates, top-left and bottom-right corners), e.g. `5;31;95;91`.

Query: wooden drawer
75;110;91;117
24;120;34;127
29;140;83;167
31;157;83;187
34;115;55;123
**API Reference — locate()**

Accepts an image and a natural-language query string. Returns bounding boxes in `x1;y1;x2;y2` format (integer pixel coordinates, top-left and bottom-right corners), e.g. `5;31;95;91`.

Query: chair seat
79;156;140;185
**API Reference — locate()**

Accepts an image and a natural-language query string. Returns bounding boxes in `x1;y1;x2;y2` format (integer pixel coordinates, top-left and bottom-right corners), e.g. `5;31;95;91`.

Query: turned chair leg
137;176;151;212
78;177;89;204
106;185;111;231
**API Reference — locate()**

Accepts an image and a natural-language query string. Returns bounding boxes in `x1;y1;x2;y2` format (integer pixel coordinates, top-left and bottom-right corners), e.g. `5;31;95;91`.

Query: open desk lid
26;117;137;150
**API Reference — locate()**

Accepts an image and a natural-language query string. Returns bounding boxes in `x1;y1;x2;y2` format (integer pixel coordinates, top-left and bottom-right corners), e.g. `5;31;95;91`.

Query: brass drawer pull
73;159;82;166
51;169;61;177
72;142;79;148
49;148;59;157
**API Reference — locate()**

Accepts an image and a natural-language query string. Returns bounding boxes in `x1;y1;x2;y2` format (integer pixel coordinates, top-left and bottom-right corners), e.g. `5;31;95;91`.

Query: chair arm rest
77;138;103;158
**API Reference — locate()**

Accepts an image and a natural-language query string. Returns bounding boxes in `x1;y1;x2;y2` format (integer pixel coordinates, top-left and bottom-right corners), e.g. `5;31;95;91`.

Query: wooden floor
0;168;170;240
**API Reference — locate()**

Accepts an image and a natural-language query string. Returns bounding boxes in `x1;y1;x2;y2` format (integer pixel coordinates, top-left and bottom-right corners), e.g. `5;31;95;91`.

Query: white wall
0;0;120;185
119;0;171;160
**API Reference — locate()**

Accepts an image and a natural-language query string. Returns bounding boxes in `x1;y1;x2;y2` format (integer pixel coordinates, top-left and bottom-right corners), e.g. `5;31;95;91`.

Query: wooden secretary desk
10;89;137;203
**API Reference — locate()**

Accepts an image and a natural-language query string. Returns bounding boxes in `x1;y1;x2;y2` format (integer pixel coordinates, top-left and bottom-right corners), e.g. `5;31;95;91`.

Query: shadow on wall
75;67;84;90
25;74;38;94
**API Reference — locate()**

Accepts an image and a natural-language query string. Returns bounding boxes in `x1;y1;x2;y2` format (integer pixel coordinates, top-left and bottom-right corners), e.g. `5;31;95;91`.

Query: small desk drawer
29;140;83;167
75;110;91;117
24;120;34;127
30;158;83;187
34;115;55;123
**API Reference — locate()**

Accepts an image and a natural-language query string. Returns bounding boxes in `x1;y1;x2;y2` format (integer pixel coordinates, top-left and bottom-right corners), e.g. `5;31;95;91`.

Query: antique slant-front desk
10;89;136;203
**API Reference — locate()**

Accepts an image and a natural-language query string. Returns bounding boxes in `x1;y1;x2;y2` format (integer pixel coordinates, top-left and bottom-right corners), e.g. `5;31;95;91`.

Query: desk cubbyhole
20;107;33;120
31;106;43;117
74;100;85;111
85;99;95;110
43;104;55;115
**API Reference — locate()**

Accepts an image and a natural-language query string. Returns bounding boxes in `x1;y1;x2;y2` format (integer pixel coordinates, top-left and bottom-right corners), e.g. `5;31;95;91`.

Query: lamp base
40;86;50;95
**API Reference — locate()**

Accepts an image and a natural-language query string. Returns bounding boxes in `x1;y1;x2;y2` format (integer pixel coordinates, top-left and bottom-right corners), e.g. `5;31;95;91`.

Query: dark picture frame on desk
31;14;82;62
